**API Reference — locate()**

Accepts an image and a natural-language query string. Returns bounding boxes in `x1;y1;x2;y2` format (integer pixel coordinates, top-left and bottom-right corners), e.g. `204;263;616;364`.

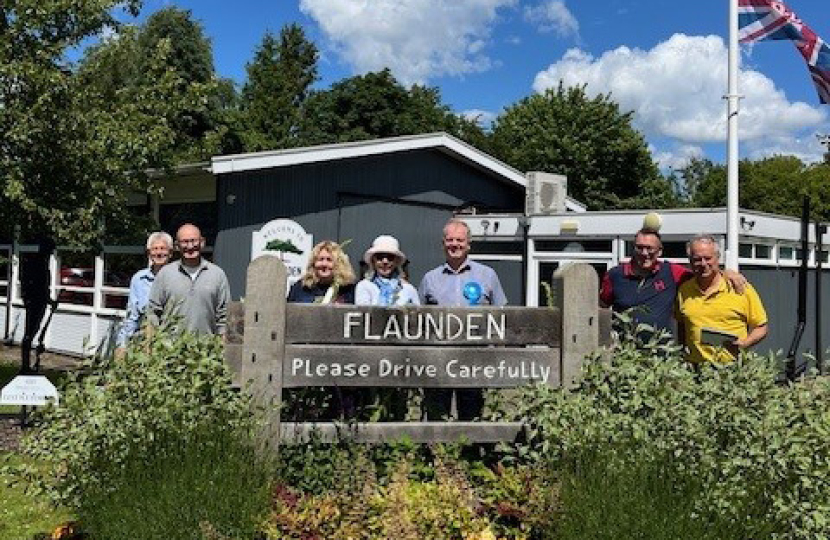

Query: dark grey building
212;133;582;301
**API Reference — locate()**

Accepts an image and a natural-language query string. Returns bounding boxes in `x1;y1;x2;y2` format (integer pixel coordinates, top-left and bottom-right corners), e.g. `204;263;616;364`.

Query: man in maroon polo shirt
600;228;744;339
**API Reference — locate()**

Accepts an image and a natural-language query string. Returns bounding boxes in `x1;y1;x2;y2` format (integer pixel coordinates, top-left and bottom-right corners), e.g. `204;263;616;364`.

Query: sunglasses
373;252;396;261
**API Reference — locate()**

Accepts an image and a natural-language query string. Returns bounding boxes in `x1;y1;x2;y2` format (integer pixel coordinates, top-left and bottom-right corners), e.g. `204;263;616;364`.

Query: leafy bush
13;321;254;507
265;443;557;539
510;335;830;539
78;423;271;540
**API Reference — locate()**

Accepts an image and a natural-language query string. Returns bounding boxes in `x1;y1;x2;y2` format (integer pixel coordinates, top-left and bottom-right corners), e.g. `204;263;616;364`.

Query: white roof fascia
464;208;823;243
211;132;525;182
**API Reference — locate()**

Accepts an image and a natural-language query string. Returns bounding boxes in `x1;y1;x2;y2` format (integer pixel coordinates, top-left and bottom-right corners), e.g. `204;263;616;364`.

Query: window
739;243;753;258
0;247;10;298
470;241;523;255
755;244;772;260
624;241;687;259
103;252;146;310
57;251;96;307
779;246;795;261
537;240;612;253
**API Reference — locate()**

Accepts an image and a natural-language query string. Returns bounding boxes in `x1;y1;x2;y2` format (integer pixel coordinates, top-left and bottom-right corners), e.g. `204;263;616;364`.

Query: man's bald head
176;223;205;266
177;223;201;241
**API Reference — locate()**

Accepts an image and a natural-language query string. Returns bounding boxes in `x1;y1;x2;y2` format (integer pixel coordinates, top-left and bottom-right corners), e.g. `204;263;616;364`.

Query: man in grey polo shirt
419;218;507;420
148;223;230;336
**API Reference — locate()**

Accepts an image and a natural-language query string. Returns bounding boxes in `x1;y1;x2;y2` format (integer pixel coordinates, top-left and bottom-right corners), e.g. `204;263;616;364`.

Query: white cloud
462;109;498;129
532;33;826;147
745;132;827;163
299;0;516;85
524;1;579;39
652;143;704;171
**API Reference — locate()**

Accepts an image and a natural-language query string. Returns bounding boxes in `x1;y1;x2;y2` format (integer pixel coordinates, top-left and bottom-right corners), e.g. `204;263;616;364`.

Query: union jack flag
738;0;830;103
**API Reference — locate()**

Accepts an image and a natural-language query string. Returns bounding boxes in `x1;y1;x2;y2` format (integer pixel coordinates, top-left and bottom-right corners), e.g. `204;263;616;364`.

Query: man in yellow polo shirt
675;235;768;364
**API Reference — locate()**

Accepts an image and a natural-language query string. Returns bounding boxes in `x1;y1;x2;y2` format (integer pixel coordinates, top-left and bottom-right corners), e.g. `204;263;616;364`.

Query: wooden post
554;263;599;388
240;256;287;451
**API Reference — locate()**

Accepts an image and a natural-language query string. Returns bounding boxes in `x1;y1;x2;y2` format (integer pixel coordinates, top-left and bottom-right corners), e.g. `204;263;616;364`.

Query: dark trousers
422;388;484;421
21;299;47;373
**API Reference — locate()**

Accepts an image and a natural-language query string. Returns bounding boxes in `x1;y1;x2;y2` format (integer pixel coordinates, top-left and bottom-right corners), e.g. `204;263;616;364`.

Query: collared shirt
147;258;231;335
418;259;507;307
355;279;420;306
116;267;155;347
600;260;691;332
675;275;768;364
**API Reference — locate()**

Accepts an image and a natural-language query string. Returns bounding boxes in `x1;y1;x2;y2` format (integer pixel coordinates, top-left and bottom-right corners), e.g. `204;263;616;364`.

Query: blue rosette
463;281;483;306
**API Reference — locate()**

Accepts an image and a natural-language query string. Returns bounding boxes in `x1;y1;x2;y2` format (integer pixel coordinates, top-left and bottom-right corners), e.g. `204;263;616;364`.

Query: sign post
227;257;609;447
1;375;59;406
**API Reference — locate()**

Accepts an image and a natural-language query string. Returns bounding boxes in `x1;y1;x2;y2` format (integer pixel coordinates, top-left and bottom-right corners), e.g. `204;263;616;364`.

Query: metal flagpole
725;0;741;270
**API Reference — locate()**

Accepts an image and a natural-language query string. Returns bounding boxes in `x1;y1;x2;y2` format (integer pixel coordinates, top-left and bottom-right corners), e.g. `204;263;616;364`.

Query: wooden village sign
226;257;610;448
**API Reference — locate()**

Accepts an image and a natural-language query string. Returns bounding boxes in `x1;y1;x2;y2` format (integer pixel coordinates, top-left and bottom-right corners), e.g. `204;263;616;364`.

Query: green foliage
266;444;546;540
0;452;74;540
12;321;253;507
265;238;303;255
241;24;319;152
297;68;487;148
490;83;675;210
555;449;764;540
1;0;218;245
677;155;830;220
78;424;271;540
509;339;830;539
77;6;234;163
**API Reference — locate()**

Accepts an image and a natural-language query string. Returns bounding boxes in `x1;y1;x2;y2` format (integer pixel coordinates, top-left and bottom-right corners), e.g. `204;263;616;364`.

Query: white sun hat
363;235;407;267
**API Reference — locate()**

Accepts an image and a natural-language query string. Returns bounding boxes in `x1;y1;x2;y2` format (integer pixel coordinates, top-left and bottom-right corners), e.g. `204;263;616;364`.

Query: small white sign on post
1;375;60;406
251;219;313;289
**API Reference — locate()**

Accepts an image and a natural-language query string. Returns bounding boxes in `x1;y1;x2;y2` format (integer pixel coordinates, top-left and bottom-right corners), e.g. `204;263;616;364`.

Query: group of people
115;223;231;351
601;227;768;364
117;218;769;419
117;218;505;419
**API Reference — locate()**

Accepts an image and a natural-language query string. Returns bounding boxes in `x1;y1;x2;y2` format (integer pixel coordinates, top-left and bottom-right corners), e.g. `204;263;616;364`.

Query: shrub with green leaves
13;321;253;507
510;336;830;539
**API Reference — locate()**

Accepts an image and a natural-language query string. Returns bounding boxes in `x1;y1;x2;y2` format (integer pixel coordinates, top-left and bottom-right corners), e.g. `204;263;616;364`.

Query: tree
77;6;237;161
688;155;830;220
490;83;675;210
0;1;210;245
240;25;318;151
297;69;487;147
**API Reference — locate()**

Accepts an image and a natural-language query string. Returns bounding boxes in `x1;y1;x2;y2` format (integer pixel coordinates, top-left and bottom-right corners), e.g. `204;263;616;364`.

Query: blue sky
130;0;830;170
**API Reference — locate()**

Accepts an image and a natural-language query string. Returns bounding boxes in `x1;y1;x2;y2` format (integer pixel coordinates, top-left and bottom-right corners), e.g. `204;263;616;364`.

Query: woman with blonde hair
287;240;356;304
285;240;357;419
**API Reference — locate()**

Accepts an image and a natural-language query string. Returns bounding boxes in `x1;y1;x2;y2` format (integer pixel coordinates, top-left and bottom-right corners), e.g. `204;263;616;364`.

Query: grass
1;363;75;539
554;451;778;540
78;426;272;540
0;452;73;540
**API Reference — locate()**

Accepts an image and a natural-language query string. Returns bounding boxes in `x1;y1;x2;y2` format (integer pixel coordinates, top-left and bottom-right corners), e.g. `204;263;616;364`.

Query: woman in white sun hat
356;235;420;306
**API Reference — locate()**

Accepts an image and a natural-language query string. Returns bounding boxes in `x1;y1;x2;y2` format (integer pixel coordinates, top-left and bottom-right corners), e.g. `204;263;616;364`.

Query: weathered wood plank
599;307;613;347
282;345;559;388
279;421;526;444
284;305;561;346
555;264;598;388
227;302;245;345
241;257;287;452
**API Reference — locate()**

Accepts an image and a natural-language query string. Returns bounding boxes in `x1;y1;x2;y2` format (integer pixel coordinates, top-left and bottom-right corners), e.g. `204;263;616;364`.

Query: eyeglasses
634;244;660;254
373;253;396;261
177;238;201;247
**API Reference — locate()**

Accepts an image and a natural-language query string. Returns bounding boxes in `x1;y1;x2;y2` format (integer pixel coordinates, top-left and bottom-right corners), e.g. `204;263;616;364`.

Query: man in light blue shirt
419;219;507;420
116;232;173;349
